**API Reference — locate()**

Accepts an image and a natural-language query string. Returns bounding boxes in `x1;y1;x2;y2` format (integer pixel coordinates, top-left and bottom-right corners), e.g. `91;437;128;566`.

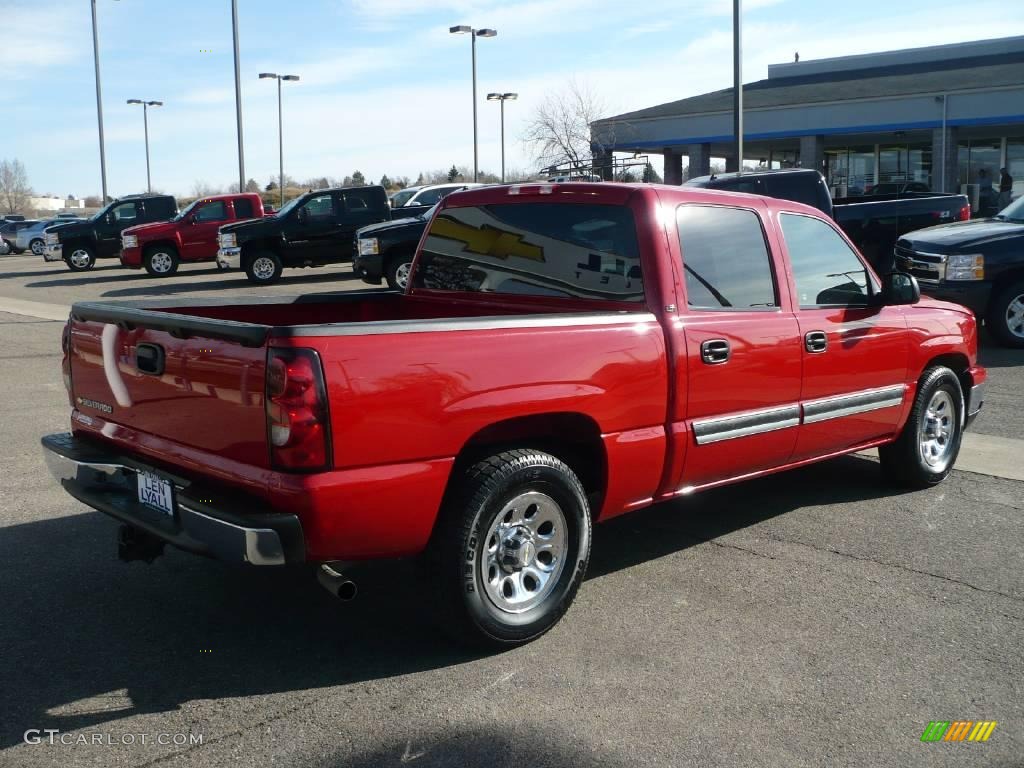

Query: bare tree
192;180;223;198
523;80;608;173
0;158;32;214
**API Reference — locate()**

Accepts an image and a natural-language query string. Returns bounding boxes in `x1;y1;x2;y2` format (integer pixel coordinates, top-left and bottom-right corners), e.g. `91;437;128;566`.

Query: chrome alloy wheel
1005;292;1024;339
149;251;173;273
919;390;956;470
252;256;276;281
395;261;412;289
69;249;91;269
30;239;45;256
481;491;567;614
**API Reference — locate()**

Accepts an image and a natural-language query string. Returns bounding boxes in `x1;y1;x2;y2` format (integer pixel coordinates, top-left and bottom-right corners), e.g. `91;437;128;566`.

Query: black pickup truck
686;169;970;272
216;185;432;284
43;194;178;271
353;204;436;289
896;194;1024;347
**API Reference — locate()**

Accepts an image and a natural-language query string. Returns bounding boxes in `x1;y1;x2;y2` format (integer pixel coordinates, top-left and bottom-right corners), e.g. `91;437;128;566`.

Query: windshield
390;189;416;208
172;199;203;222
995;195;1024;222
275;195;304;218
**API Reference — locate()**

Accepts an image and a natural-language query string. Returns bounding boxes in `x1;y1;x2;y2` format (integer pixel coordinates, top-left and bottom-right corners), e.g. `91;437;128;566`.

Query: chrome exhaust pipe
317;563;357;601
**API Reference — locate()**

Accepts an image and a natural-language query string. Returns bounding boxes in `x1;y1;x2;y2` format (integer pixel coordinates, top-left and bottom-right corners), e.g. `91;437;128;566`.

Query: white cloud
0;2;78;76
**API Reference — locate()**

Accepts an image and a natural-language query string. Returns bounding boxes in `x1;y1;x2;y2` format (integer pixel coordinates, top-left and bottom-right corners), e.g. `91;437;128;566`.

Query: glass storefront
877;144;932;190
824;146;875;196
1007;138;1024;202
959;139;1002;213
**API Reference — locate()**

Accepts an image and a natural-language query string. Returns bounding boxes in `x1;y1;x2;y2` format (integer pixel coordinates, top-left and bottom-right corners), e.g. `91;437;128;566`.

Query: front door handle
700;339;730;365
805;330;828;353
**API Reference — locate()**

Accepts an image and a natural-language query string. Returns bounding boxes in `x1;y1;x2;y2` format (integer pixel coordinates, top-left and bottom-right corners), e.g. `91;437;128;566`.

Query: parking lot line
0;296;69;322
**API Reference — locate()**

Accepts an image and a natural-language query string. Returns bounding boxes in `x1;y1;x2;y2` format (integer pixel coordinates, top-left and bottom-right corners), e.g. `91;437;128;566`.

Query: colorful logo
921;721;997;742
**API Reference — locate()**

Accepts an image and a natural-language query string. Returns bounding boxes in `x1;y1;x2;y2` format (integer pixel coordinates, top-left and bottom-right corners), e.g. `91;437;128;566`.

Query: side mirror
881;271;920;306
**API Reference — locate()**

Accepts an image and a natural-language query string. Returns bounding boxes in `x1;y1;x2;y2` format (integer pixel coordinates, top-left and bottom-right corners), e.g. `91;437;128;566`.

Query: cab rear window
413;203;644;302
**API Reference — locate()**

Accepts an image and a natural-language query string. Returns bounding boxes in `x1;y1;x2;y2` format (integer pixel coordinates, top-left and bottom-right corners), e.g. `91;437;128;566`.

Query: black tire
29;238;45;256
64;244;96;271
143;245;180;277
384;252;414;291
986;279;1024;349
879;366;964;489
429;449;592;648
244;250;283;285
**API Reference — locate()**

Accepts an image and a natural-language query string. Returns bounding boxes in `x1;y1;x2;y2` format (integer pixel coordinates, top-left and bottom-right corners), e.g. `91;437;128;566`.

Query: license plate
137;471;174;517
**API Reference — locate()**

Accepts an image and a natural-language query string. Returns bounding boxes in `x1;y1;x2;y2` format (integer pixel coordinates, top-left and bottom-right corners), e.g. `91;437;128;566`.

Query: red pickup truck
120;192;266;276
43;183;986;647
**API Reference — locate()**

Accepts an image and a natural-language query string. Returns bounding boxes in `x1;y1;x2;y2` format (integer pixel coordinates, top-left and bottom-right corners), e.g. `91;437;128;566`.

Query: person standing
998;167;1014;210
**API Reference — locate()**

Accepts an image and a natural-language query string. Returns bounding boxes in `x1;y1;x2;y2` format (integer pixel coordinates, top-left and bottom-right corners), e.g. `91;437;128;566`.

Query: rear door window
233;198;254;219
676;205;777;310
414;203;644;302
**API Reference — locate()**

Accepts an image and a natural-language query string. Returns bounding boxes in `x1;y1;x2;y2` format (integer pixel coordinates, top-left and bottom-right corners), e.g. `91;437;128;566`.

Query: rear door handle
700;339;730;365
804;330;828;353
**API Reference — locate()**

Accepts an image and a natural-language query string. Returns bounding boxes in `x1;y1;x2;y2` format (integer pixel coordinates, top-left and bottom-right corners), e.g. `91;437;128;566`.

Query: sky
3;0;1024;200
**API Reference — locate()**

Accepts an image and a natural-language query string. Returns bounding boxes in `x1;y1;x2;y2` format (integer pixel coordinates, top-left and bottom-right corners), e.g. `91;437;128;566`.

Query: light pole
259;73;299;207
487;93;517;183
232;0;246;193
733;0;743;175
450;25;497;183
90;0;108;202
127;100;162;193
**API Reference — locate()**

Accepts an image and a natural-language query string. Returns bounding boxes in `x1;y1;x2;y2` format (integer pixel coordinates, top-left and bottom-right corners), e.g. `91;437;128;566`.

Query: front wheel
429;449;592;647
29;238;45;256
385;253;414;291
143;246;179;277
65;245;96;271
245;251;283;285
986;279;1024;348
879;366;964;489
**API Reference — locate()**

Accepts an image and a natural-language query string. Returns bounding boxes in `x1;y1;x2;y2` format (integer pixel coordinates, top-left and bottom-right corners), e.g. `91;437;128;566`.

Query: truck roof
442;180;826;218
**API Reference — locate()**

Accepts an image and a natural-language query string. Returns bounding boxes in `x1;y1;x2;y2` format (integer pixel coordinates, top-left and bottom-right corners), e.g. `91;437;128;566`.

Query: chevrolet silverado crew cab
353;203;436;289
120;193;266;276
43;182;986;647
216;186;390;284
45;193;178;271
896;193;1024;347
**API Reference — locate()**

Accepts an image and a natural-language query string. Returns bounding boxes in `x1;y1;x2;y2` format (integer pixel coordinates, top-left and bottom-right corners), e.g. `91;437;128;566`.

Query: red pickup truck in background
43;183;986;647
120;192;267;276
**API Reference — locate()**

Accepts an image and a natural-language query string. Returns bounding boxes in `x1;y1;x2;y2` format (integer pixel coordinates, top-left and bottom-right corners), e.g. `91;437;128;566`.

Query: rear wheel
429;449;592;647
143;245;180;277
65;245;96;271
245;250;283;285
29;238;45;256
986;279;1024;348
879;366;964;488
385;253;414;290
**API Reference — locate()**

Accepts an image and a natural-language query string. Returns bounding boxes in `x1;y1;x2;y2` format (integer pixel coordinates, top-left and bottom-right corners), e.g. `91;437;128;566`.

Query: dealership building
591;36;1024;201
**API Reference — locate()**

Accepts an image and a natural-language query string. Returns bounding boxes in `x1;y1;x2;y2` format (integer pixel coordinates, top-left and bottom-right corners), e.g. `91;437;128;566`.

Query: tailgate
68;304;271;467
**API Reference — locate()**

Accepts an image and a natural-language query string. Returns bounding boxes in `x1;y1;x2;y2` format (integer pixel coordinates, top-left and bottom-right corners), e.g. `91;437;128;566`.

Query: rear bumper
216;247;241;270
44;243;63;262
42;432;305;566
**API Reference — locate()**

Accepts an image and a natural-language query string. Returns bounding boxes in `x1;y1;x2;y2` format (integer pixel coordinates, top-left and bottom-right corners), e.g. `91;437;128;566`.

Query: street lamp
232;0;246;194
127;99;163;193
90;0;108;202
259;73;300;207
450;25;497;183
486;93;517;183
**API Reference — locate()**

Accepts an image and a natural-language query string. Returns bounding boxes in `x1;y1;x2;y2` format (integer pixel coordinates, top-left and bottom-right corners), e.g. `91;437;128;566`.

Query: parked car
395;183;481;211
686;169;970;271
119;193;266;276
2;214;26;222
353;203;436;289
217;186;393;284
895;193;1024;347
388;186;421;208
16;218;69;256
44;182;985;647
44;194;178;271
1;219;38;254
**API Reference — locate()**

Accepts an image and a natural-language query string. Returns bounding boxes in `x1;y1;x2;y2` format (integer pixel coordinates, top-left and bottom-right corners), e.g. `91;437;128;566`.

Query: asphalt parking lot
1;252;1023;767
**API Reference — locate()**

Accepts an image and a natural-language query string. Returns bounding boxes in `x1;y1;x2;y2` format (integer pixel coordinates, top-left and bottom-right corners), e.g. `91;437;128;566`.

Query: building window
959;139;1002;214
824;146;875;196
1006;138;1024;202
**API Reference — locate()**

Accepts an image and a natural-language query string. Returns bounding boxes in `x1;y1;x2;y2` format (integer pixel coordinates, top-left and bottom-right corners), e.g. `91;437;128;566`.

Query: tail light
266;348;331;471
958;204;971;221
61;321;74;407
